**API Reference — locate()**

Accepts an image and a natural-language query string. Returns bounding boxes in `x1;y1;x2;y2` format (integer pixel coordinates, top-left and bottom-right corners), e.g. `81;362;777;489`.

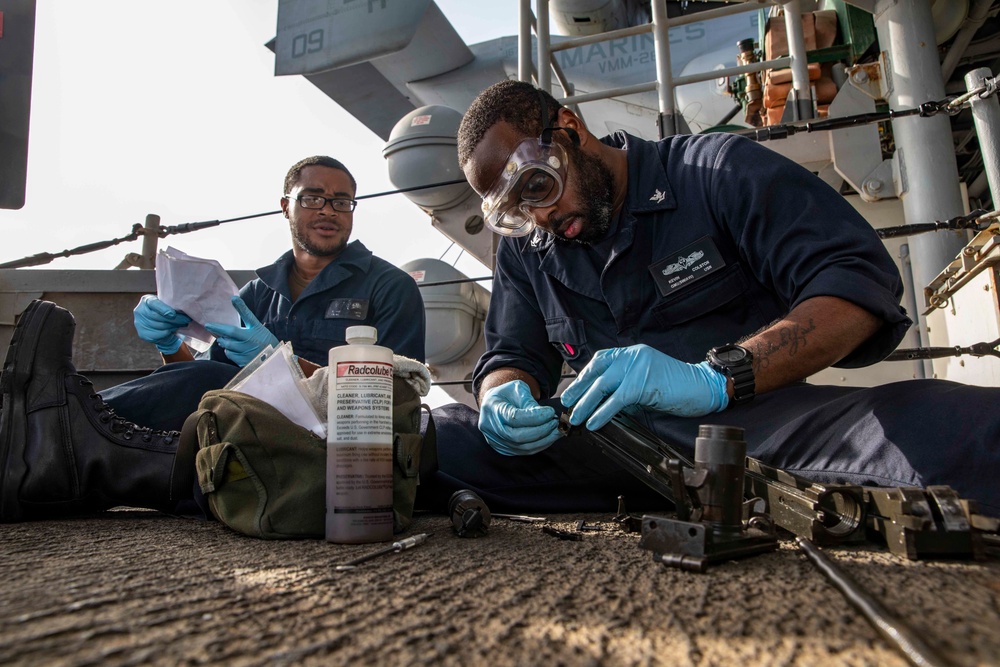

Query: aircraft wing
271;0;474;140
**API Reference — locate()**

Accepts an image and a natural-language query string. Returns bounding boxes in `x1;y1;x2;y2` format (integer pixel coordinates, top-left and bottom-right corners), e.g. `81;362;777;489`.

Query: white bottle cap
346;325;378;345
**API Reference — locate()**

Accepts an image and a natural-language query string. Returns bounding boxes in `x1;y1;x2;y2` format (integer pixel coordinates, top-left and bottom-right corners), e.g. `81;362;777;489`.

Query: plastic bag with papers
224;342;326;438
155;246;240;350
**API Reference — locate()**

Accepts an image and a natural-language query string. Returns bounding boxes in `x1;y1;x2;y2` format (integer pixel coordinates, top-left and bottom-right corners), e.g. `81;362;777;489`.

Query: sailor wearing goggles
479;131;570;237
435;80;1000;519
470;94;627;243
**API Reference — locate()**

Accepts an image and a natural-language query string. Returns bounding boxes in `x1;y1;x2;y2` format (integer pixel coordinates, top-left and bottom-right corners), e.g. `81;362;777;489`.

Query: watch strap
707;344;755;406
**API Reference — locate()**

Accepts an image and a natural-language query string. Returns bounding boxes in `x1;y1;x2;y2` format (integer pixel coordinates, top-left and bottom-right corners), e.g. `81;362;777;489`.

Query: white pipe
518;0;532;83
650;0;676;135
783;0;814;120
537;0;551;92
965;67;1000;209
875;0;969;370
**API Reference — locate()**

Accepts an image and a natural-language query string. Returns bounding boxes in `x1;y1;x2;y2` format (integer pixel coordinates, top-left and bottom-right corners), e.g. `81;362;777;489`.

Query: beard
290;223;347;258
552;144;616;245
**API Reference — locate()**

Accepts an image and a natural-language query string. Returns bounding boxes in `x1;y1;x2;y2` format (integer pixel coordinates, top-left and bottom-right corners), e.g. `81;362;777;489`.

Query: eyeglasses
285;194;357;212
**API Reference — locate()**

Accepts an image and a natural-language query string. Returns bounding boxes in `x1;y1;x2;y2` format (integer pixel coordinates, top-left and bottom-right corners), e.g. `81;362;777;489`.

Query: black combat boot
0;300;194;522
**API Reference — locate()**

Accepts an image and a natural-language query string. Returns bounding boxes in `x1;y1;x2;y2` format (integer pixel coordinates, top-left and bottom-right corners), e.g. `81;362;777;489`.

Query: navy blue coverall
422;132;1000;515
104;241;425;431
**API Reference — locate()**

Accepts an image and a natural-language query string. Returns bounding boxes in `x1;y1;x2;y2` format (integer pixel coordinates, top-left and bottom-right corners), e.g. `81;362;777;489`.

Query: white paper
155;246;240;346
225;342;327;439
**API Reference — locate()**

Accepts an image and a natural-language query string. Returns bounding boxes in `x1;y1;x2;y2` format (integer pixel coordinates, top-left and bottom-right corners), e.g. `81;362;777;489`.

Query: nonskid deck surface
2;510;998;666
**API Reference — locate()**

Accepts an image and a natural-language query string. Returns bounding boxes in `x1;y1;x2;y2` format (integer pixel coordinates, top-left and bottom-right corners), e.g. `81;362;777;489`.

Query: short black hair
284;156;357;195
457;80;563;169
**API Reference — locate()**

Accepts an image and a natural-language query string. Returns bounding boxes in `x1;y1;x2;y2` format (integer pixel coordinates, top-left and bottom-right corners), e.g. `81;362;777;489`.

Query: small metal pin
492;513;547;523
334;533;431;571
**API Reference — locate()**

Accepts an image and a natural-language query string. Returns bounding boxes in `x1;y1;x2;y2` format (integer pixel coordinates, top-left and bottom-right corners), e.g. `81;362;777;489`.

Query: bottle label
332;361;393;444
327;358;394;542
328;444;393;514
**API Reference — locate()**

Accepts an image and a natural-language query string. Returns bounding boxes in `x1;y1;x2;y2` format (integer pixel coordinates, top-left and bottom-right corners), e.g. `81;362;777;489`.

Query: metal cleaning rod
795;538;950;667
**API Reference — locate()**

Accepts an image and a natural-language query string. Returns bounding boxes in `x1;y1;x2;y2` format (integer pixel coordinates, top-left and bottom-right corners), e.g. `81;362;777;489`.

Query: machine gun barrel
562;413;866;545
563;412;989;558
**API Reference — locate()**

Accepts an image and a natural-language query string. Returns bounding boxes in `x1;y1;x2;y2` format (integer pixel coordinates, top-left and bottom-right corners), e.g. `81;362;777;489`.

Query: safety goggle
480;136;569;237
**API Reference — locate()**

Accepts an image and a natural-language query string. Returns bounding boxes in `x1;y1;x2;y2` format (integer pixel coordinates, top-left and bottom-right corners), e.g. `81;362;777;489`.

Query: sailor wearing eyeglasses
103;156;425;432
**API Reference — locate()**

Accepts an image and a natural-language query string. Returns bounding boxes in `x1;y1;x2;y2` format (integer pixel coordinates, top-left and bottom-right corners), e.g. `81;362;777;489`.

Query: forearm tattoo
750;319;817;372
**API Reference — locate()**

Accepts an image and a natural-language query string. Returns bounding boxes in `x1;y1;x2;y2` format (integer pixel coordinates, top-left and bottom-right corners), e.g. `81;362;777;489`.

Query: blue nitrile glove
478;380;563;456
560;344;729;431
203;296;279;367
133;294;192;355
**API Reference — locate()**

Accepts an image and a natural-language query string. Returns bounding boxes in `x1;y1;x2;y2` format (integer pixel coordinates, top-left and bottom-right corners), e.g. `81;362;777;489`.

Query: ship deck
2;510;998;666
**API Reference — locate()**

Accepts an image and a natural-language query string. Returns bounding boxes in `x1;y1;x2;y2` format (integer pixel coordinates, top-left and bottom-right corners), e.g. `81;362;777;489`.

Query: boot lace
77;377;179;443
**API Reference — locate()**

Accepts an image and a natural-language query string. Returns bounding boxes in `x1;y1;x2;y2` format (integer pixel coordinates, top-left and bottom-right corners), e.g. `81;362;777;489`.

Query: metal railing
519;0;807;137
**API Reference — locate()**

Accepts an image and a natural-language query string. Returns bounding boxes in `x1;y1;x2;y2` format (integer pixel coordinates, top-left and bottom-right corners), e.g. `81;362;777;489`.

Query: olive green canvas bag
182;375;435;539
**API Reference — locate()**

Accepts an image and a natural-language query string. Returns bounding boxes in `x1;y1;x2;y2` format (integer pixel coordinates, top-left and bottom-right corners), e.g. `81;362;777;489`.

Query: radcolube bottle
326;325;394;543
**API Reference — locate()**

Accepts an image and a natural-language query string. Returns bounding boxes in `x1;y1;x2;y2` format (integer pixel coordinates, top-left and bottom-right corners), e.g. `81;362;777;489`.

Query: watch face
716;346;748;363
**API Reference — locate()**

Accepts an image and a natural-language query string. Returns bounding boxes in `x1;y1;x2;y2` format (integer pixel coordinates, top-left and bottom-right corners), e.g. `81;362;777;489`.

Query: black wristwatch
706;343;755;406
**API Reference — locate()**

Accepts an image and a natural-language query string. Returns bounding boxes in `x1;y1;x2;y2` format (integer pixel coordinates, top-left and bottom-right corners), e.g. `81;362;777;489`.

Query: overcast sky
0;1;518;407
0;0;508;279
